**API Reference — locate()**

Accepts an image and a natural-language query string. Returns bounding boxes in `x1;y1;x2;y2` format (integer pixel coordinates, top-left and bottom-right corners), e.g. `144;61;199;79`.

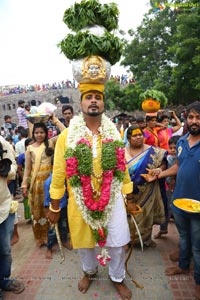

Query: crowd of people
0;80;75;96
0;93;200;300
0;73;135;97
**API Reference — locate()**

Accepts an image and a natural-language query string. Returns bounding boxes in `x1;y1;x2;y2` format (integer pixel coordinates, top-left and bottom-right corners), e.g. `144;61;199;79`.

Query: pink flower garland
65;138;126;266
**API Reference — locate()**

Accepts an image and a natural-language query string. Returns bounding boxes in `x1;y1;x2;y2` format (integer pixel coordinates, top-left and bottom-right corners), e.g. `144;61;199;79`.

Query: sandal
4;280;25;294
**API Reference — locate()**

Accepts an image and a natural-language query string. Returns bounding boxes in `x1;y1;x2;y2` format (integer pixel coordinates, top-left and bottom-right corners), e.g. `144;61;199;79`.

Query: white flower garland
67;113;124;230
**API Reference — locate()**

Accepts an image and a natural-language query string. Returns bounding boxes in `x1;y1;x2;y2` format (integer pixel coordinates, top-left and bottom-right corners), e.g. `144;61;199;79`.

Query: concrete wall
0;88;81;125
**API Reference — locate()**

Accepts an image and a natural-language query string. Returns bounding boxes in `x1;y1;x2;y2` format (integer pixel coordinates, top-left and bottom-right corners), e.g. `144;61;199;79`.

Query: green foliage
114;169;125;182
64;148;74;159
139;89;168;106
59;31;122;65
63;0;119;32
76;143;92;175
90;211;104;220
69;175;81;187
168;8;200;103
59;0;122;65
102;142;116;170
121;2;200;105
104;79;142;112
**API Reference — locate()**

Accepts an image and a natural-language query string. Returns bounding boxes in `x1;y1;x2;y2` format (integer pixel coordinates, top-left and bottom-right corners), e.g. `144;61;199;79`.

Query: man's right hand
47;210;60;224
47;199;61;224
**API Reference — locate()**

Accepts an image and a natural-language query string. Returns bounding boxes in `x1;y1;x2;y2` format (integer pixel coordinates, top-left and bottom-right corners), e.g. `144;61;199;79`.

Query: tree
121;0;200;105
169;6;200;104
104;79;143;112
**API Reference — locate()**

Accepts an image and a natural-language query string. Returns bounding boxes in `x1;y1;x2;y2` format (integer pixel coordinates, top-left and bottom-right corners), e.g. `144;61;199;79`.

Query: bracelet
49;203;61;213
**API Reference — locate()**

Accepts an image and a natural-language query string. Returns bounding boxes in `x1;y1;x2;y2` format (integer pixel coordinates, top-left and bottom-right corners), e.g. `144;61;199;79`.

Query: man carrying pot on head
48;81;134;300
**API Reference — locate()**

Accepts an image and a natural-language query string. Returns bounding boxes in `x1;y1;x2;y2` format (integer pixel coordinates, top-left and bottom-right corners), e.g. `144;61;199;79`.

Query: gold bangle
49;203;61;213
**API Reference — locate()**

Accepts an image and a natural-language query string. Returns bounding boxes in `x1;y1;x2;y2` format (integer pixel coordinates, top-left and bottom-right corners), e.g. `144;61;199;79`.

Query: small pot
142;98;160;113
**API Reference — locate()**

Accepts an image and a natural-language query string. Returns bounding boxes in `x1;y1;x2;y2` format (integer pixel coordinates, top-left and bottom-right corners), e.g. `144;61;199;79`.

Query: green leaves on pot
63;0;119;32
58;31;122;65
139;89;168;106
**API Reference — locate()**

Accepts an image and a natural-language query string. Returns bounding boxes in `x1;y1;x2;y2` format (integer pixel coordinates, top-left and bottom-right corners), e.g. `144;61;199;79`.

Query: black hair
157;115;169;123
146;115;157;122
20;128;28;138
25;104;30;109
31;99;37;106
168;135;181;146
18;100;25;105
17;126;25;134
32;123;54;156
4;115;11;121
62;104;74;114
186;101;200;117
5;135;12;142
25;138;34;148
130;117;136;122
136;116;145;122
127;124;143;141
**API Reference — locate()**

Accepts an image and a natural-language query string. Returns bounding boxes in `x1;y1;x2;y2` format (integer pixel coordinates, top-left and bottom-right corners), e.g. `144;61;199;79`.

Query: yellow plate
173;199;200;213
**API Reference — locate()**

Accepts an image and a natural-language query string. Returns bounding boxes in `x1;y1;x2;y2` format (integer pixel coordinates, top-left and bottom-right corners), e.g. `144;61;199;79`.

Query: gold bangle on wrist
49;203;61;213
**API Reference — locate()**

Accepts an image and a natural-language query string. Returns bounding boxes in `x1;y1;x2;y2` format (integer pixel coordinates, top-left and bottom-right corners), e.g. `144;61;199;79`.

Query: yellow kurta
50;128;132;249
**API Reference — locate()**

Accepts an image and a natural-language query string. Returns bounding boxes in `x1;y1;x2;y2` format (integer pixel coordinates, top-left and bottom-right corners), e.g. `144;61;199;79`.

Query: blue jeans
174;211;200;285
0;213;15;289
47;207;68;249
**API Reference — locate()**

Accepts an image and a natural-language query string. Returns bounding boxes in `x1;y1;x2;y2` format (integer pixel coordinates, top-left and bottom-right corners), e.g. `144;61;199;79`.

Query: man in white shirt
15;128;28;158
30;99;38;114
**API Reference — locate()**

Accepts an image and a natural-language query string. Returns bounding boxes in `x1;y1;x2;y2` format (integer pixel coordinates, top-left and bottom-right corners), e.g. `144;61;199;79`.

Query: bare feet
11;234;19;246
194;284;200;300
46;249;53;259
111;280;132;300
144;240;156;248
62;240;73;250
165;266;189;276
169;249;179;262
154;230;168;239
78;274;96;294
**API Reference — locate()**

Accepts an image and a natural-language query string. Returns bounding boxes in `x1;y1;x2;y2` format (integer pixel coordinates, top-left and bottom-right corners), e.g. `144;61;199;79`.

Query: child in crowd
155;135;180;239
44;156;72;259
166;135;181;218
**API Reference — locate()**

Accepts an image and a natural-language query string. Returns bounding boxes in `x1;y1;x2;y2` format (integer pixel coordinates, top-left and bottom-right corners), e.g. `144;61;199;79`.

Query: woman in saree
21;117;65;246
125;125;167;247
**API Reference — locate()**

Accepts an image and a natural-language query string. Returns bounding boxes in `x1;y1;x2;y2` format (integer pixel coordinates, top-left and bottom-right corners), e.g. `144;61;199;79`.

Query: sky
0;0;150;86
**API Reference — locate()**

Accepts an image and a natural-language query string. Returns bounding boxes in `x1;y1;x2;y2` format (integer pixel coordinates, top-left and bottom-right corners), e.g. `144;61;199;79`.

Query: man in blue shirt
156;101;200;300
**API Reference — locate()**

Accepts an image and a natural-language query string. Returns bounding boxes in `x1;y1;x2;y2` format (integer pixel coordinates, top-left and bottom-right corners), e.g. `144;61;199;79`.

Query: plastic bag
37;102;57;116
